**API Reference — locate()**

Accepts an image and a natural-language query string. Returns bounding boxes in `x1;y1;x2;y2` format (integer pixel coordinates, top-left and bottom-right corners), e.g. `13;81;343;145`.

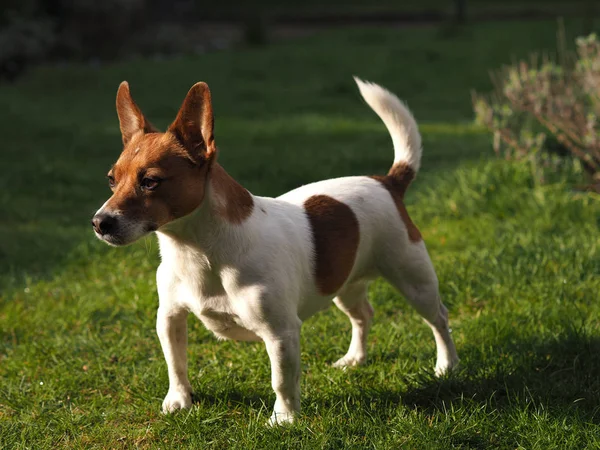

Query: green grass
1;19;600;449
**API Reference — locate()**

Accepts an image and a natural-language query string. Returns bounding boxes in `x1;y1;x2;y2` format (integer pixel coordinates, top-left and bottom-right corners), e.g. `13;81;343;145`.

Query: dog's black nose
92;214;117;235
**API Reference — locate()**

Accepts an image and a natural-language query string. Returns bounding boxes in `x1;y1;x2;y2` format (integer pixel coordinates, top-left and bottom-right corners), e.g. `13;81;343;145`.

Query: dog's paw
332;354;366;368
434;358;460;377
161;388;193;413
268;411;296;426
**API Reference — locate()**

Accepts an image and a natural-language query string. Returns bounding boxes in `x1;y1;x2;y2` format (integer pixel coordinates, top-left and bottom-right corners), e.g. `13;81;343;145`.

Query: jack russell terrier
92;77;459;424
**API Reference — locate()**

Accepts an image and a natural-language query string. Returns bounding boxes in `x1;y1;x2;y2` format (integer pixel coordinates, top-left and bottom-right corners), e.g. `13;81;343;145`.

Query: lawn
1;18;600;449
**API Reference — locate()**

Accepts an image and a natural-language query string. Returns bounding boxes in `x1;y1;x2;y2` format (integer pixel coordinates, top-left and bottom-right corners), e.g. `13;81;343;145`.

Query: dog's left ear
168;82;216;163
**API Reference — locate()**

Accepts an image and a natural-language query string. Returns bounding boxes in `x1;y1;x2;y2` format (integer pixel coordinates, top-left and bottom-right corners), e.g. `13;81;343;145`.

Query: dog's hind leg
380;241;459;376
332;282;374;368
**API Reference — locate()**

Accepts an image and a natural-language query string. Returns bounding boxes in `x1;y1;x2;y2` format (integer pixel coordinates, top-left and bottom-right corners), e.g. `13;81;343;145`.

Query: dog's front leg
157;306;192;412
262;323;302;425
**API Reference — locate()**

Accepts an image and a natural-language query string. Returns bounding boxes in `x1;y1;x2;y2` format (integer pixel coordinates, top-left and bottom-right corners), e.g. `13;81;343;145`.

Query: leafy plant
473;30;600;192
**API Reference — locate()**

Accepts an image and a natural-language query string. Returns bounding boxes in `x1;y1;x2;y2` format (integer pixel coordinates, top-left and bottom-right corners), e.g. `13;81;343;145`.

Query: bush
473;32;600;192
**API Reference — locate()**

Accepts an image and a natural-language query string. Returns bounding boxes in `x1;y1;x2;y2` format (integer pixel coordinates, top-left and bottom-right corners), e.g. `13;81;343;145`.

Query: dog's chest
176;280;262;342
188;283;264;344
163;248;261;342
197;305;261;342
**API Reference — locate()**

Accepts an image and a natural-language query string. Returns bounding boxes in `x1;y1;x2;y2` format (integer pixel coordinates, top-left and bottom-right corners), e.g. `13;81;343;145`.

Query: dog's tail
354;77;422;195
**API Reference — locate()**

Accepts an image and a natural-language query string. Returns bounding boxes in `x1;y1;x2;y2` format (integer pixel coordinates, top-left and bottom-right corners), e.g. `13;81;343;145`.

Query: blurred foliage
55;0;147;59
242;13;269;47
473;31;600;192
1;0;595;82
0;1;56;81
0;0;147;80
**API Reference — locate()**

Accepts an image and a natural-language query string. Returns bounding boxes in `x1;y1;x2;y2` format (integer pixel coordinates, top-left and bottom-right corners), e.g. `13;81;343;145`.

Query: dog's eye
107;175;115;188
141;177;160;191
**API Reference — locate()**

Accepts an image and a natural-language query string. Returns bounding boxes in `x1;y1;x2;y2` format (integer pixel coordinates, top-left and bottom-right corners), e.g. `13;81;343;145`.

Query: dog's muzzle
91;211;156;246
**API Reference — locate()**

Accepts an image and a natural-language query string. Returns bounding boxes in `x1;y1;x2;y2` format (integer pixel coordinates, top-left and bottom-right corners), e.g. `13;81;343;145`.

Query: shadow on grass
399;331;600;421
287;330;599;446
185;331;600;427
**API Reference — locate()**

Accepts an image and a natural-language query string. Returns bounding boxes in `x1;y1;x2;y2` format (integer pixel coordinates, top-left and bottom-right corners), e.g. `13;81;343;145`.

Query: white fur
354;77;422;172
109;80;458;424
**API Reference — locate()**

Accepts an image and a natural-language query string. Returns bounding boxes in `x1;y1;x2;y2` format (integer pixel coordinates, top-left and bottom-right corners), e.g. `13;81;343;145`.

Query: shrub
473;32;600;192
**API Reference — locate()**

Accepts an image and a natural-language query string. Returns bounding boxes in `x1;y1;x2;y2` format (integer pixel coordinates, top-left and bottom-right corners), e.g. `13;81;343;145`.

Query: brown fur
385;163;416;196
371;163;422;243
106;132;209;228
304;195;360;296
210;164;254;224
106;133;254;228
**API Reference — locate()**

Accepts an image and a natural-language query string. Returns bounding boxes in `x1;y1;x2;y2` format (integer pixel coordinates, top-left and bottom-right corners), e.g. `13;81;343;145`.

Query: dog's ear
116;81;158;146
168;82;216;163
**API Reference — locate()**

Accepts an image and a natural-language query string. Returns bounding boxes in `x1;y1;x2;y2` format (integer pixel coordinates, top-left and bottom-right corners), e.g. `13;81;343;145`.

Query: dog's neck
156;163;255;259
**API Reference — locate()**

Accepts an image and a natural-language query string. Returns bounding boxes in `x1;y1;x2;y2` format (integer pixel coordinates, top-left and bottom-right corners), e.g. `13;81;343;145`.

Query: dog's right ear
116;81;157;146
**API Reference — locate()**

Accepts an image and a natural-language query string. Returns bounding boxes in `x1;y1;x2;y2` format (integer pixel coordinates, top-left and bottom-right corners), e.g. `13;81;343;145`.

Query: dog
92;77;459;424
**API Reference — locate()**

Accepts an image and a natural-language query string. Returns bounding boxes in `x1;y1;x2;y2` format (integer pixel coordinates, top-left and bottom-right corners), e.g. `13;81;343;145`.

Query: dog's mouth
94;231;129;247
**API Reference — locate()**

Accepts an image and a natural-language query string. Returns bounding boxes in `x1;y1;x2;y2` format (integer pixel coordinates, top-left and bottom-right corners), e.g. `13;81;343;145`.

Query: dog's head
92;82;217;246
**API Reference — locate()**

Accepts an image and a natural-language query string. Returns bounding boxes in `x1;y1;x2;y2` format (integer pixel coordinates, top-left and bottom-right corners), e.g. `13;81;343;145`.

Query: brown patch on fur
304;195;360;296
209;163;254;224
371;162;422;243
386;163;416;196
106;132;210;228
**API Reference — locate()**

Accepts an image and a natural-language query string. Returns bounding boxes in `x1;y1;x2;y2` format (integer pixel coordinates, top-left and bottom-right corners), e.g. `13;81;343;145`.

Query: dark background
1;0;596;81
